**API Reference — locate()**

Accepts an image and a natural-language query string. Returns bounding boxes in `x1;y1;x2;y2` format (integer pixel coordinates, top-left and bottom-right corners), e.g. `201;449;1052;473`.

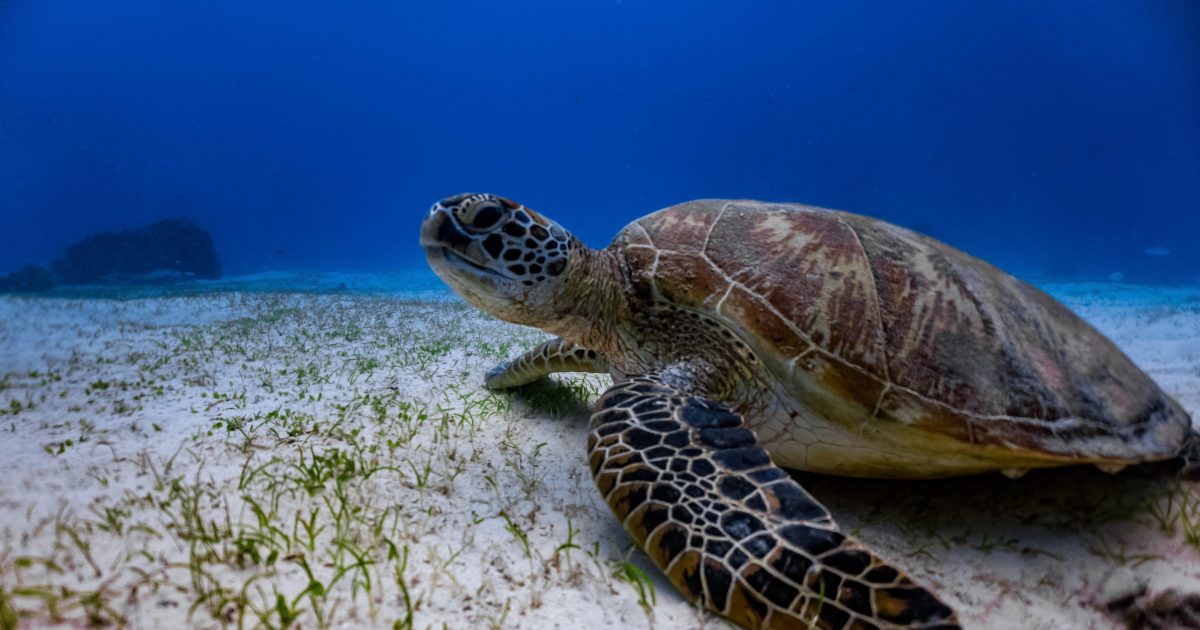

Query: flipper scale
484;337;608;389
589;373;960;630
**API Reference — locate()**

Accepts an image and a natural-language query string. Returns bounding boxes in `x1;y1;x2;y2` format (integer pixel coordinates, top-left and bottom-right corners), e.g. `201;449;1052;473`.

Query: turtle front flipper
485;337;609;390
588;372;960;629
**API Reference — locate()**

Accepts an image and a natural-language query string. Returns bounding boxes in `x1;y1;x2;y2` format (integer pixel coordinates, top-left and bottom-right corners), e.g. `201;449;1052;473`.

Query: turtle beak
420;202;498;279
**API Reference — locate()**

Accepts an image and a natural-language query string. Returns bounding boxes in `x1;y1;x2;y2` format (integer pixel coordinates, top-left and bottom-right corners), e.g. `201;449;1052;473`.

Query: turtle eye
470;205;503;231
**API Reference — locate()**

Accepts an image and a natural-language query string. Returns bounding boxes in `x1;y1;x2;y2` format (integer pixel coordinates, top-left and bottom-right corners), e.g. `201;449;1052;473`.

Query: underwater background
4;5;1200;629
1;0;1198;286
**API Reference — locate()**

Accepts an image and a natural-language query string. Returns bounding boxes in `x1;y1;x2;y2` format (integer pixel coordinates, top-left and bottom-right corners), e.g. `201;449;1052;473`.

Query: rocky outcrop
0;218;220;293
0;265;55;293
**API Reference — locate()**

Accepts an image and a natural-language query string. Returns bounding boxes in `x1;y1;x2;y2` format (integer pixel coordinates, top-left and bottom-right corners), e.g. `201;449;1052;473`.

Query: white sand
0;281;1197;629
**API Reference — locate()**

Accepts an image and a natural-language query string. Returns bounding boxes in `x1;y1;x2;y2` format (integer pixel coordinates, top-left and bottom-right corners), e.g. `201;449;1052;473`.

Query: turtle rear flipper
484;338;608;389
588;371;960;629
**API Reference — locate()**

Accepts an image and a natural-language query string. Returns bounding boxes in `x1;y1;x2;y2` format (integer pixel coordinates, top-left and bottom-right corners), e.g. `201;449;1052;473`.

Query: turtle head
420;193;579;326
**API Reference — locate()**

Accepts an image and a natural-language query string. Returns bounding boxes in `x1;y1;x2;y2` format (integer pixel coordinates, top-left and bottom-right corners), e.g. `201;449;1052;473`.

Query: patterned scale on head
426;193;574;286
420;193;602;330
421;193;1198;630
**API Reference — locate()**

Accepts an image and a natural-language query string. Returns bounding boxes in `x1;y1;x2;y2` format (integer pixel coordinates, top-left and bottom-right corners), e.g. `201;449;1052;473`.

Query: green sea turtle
419;193;1199;629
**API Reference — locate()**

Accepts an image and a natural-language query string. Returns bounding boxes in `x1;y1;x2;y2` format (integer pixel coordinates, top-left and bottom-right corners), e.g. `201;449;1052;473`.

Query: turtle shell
614;199;1191;463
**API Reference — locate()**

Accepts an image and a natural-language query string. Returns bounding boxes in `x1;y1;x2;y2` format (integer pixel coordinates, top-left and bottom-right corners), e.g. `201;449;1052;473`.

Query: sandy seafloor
0;272;1198;629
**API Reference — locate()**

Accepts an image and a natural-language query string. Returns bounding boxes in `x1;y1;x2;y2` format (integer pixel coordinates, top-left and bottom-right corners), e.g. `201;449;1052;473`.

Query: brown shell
615;199;1192;461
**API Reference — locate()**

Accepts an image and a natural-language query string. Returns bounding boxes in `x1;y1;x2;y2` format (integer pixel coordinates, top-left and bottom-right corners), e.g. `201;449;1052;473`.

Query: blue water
1;1;1197;285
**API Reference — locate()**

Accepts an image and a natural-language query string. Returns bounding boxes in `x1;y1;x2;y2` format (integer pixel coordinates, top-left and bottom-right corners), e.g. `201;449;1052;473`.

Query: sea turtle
419;193;1199;629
